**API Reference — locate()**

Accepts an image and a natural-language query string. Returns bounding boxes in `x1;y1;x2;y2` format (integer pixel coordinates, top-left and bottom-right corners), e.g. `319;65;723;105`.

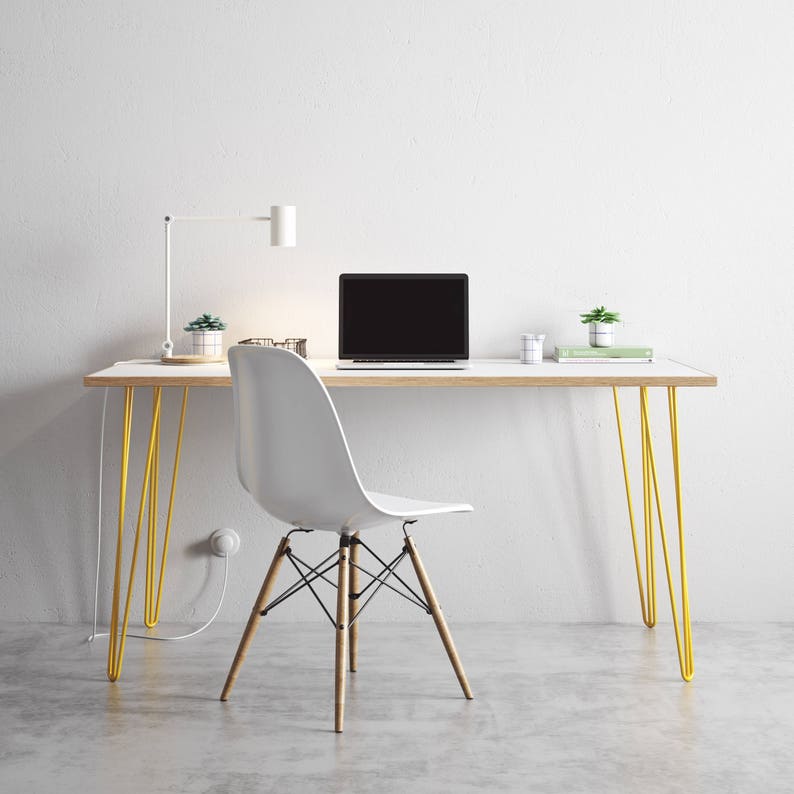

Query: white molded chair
220;345;473;732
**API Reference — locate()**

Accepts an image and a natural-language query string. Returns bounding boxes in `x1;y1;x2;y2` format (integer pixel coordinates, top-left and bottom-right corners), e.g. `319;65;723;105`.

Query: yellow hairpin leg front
108;386;161;681
107;386;189;680
664;386;694;679
108;386;134;681
613;386;694;682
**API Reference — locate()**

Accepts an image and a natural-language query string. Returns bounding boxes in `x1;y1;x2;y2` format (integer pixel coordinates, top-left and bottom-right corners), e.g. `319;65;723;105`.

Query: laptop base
335;361;471;370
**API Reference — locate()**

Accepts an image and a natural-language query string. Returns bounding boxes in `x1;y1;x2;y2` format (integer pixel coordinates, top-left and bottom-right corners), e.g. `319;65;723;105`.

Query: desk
84;358;717;682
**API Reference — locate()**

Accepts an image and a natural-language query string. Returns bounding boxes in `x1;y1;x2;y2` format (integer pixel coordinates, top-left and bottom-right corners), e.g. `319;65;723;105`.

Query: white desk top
84;358;717;388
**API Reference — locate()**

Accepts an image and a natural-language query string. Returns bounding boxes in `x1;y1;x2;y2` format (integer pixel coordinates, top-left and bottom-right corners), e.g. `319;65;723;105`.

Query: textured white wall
1;1;792;625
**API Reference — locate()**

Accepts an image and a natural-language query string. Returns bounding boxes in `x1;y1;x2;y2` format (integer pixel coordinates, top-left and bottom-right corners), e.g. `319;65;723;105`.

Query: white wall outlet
210;528;241;557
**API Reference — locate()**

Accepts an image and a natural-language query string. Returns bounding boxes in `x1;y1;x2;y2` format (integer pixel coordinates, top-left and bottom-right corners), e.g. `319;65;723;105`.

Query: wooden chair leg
220;536;290;701
404;535;473;699
335;537;350;732
348;532;360;672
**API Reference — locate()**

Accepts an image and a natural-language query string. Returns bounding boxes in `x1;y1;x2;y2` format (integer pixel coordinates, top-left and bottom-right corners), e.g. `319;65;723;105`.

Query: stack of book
554;345;654;363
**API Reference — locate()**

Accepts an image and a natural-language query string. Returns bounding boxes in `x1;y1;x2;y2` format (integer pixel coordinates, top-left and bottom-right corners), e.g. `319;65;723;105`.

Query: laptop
336;273;470;369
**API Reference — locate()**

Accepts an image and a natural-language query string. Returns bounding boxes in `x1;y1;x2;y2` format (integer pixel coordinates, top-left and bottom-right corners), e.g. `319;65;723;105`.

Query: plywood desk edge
83;374;234;387
84;371;718;388
319;373;718;387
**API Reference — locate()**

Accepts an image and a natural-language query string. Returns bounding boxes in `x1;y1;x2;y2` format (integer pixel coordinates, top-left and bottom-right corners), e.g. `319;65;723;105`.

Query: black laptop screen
339;274;469;360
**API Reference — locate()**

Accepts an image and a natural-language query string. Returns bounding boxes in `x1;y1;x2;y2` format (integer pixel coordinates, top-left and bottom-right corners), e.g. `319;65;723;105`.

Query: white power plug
210;528;241;557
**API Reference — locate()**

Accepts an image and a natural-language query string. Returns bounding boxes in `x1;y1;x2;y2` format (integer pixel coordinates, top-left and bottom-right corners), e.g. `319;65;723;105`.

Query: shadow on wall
492;386;618;620
331;385;622;622
0;379;99;621
0;372;240;624
549;388;616;618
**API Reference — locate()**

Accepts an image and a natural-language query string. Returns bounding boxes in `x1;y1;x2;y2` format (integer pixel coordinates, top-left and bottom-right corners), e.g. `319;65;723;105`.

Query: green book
555;345;654;359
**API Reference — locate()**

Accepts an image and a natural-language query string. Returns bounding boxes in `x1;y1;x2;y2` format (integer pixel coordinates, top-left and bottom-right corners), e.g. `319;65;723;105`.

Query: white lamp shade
270;205;296;247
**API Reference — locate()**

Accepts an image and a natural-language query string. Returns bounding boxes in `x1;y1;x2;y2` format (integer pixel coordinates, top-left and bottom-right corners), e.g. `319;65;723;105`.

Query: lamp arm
166;216;272;222
161;215;274;358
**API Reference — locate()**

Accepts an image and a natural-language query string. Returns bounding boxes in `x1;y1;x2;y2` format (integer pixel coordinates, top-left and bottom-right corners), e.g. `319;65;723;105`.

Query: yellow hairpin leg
108;387;162;681
613;386;694;681
612;387;656;627
665;386;694;679
108;387;134;681
144;387;189;628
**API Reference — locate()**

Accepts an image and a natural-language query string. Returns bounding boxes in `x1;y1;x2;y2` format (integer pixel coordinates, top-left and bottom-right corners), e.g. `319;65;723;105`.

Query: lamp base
160;354;227;365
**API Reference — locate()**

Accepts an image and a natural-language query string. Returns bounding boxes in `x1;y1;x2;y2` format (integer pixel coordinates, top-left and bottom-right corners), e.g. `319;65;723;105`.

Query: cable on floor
88;553;229;643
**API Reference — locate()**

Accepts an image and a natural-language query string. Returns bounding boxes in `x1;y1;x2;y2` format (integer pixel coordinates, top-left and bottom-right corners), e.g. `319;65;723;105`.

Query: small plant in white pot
579;305;621;348
184;312;228;356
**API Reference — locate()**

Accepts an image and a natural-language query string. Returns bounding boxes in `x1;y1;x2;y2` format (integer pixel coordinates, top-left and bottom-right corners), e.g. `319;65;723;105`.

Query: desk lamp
160;205;296;359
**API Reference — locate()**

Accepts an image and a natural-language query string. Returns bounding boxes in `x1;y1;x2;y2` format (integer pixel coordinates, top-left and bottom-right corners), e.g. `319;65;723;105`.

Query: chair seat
366;490;473;519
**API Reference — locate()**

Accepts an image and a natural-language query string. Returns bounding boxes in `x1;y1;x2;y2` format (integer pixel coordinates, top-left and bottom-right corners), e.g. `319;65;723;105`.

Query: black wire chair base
260;534;430;627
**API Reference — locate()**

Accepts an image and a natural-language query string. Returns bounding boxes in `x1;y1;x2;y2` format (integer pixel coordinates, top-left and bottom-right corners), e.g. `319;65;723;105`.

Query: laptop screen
339;274;469;360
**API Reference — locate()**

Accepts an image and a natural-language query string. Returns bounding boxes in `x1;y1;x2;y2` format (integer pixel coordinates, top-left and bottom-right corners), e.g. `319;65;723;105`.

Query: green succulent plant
579;305;621;325
184;312;228;332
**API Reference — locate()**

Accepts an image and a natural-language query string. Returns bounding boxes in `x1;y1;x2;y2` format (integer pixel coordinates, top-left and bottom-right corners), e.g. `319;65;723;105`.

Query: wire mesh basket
237;337;308;358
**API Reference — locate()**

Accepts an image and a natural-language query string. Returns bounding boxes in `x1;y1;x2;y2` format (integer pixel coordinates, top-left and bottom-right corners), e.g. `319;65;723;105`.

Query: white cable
89;387;110;643
88;360;230;644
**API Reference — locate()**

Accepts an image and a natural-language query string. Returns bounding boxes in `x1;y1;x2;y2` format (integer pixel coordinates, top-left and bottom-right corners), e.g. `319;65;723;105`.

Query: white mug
520;334;545;364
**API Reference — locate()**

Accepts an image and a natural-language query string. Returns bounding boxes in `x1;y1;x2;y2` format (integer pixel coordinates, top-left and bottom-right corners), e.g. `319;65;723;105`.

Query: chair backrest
228;345;370;532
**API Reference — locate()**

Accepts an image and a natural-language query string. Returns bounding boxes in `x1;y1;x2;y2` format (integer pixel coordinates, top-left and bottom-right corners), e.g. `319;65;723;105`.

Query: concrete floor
1;621;792;793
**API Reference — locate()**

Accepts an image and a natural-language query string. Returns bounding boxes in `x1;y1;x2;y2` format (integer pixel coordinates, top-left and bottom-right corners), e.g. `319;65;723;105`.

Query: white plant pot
588;322;615;348
192;330;223;356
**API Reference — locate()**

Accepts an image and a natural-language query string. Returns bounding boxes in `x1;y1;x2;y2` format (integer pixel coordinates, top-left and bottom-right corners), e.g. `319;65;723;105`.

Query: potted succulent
579;305;621;348
184;312;228;356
